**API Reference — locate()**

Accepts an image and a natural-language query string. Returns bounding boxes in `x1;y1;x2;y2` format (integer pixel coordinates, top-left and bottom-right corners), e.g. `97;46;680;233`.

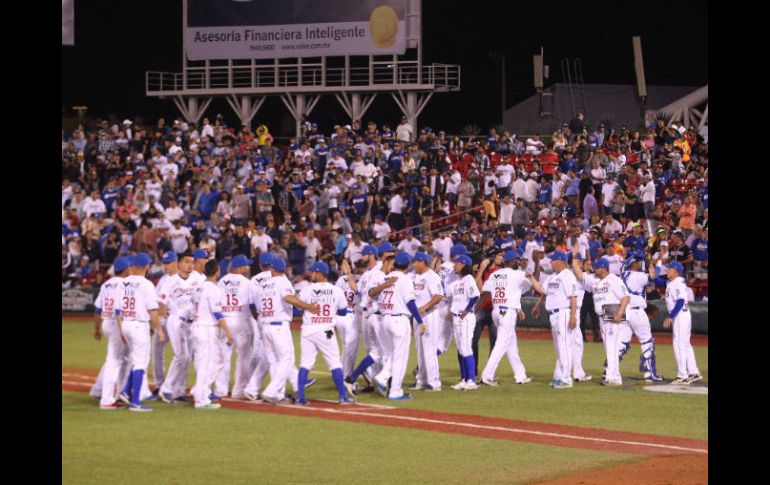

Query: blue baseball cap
453;254;472;266
271;257;287;272
395;252;412;266
259;253;274;267
503;249;521;262
450;244;468;257
130;252;152;267
309;261;330;275
378;241;396;256
592;258;610;270
162;251;178;264
626;250;645;262
361;245;378;256
113;257;130;273
667;261;684;274
412;252;432;265
193;249;208;260
550;250;568;262
231;255;253;269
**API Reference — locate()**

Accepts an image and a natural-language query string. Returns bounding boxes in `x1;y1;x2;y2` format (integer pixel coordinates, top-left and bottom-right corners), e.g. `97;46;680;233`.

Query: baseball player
334;259;362;378
374;252;425;400
189;260;233;409
295;261;356;405
217;255;256;399
158;251;201;403
479;249;535;386
617;249;664;382
573;257;631;386
191;249;209;282
409;252;445;391
115;253;165;411
445;254;481;391
565;251;592;382
530;250;578;389
436;244;468;356
243;253;277;400
344;243;396;392
650;261;701;384
90;257;131;409
152;251;179;393
255;256;320;405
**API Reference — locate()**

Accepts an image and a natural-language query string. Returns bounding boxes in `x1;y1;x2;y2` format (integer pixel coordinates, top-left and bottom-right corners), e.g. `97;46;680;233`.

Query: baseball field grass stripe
300;407;708;454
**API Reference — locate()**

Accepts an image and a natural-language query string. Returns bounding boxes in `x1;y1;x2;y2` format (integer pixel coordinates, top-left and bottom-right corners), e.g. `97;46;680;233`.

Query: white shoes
481;377;500;387
451;381;467;390
463;381;479;390
516;377;534;384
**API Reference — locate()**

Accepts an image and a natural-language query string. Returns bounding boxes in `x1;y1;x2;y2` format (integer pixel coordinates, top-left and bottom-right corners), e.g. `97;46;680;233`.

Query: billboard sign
186;0;407;60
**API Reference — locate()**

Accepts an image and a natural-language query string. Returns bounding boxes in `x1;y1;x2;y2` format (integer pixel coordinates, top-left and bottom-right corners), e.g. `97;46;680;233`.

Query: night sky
61;0;707;134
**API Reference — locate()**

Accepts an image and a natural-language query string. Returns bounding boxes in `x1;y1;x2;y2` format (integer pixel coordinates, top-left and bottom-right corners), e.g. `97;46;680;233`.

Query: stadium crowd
62;111;708;305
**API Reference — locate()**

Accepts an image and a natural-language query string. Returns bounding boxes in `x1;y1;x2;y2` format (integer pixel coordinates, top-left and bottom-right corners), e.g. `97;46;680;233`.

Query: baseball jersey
446;274;481;314
606;254;623;276
298;282;348;335
482;268;529;311
397;238;421;257
155;273;173;301
191;270;207;283
218;273;252;321
94;276;124;320
543;269;579;311
118;275;159;322
335;274;360;313
378;271;417;316
621;270;649;309
256;274;295;323
192;280;224;327
573;269;588;308
411;269;444;309
665;277;690;314
438;261;460;305
582;273;629;316
359;263;386;314
169;226;191;253
159;273;202;320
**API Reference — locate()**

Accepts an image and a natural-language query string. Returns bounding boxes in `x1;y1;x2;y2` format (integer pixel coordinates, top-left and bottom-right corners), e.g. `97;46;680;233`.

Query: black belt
630;307;642;310
180;317;194;324
372;311;382;316
548;308;569;315
388;313;411;318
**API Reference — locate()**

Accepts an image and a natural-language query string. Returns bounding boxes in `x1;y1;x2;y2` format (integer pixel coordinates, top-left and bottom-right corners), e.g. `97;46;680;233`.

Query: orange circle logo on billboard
370;5;398;48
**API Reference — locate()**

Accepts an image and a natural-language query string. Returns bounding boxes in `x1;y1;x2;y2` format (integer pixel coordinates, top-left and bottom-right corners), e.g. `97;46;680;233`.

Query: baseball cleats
294;399;310;406
451;381;467;390
99;402;123;410
575;376;592;382
388;394;413;401
208;392;222;401
671;377;689;385
600;379;622;387
159;392;175;404
375;380;388;398
408;382;425;390
264;396;293;405
362;373;373;387
686;374;703;384
481;377;500;387
551;380;573;389
516;377;534;384
196;403;221;410
339;397;356;405
242;392;261;402
463;381;479;390
145;393;161;401
644;374;665;383
128;403;153;412
117;392;131;405
420;384;441;391
174;396;191;403
343;377;358;397
304;378;317;389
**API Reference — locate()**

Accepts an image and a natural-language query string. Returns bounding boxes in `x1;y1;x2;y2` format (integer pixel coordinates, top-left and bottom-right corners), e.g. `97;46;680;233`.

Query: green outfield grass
63;390;638;485
63;319;708;441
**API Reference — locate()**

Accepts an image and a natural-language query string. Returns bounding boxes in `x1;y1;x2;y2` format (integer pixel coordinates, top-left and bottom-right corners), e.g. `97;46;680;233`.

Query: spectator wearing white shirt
524;172;541;204
201;118;215;139
396;231;421;257
372;215;392;241
82;190;106;218
495;160;515;197
396;116;414;142
600;175;618;217
498;195;514;230
431;230;453;262
344;232;368;264
640;171;656;229
250;226;273;257
602;214;623;238
302;229;323;267
525;135;544;155
512;173;528;202
445;169;462;205
169;219;193;254
388;191;406;231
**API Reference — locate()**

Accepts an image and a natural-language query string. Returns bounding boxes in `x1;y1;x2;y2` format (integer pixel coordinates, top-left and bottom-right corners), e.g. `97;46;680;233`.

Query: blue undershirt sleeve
465;296;479;313
668;299;685;319
406;300;423;324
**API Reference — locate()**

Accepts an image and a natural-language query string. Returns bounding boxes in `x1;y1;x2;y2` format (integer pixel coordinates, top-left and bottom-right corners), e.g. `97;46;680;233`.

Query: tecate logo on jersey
311;316;334;324
222;306;242;312
260;310;275;318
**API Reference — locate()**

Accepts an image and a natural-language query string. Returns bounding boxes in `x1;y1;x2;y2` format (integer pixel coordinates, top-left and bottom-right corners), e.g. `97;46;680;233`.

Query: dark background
61;0;707;134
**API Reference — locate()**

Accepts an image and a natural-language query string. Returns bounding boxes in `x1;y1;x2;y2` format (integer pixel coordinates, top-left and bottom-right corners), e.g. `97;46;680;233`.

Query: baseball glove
645;305;660;320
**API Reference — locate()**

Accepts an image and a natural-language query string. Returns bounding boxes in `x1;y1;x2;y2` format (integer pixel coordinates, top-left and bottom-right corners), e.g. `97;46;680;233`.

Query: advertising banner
186;0;407;60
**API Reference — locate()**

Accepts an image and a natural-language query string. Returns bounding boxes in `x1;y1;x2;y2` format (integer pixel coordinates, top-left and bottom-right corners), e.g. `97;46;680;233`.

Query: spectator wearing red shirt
472;251;504;376
540;147;559;181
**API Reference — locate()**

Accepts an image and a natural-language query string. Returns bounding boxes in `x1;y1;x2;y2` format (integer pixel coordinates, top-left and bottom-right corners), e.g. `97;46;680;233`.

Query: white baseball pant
260;321;295;400
621;307;656;377
671;311;700;380
379;315;412;398
437;305;454;354
95;319;129;406
91;320;152;401
214;331;232;396
216;317;254;398
452;312;475;358
414;310;441;389
160;316;192;398
122;320;151;372
244;319;270;397
191;325;225;407
482;308;528;383
549;310;573;385
300;329;343;371
151;318;168;387
569;311;588;380
366;312;386;377
335;311;360;378
601;318;627;383
373;314;395;387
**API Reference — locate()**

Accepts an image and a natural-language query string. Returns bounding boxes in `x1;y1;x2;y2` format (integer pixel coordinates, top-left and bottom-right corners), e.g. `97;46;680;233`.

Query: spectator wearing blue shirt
624;223;647;252
102;179;121;213
561;151;577;174
690;226;708;279
388;143;405;173
537;179;552;204
196;183;219;220
587;227;602;261
565;170;580;205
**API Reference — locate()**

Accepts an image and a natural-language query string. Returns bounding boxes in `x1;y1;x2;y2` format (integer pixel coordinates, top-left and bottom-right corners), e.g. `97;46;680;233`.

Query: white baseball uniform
244;270;274;396
620;269;658;378
359;262;388;378
216;273;254;397
480;268;532;383
118;274;159;398
158;273;202;398
376;270;418;398
91;276;130;406
437;261;459;353
256;273;297;401
583;272;630;383
544;269;579;385
152;272;173;387
570;270;590;380
446;274;480;359
411;269;444;389
335;274;361;377
665;276;700;380
297;282;348;372
190;280;226;407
